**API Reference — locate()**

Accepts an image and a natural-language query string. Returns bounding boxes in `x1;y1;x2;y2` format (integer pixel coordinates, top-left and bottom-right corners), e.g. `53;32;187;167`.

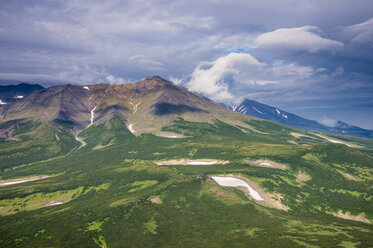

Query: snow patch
231;104;238;111
252;106;263;114
0;100;6;105
156;159;228;166
316;134;355;147
282;114;288;119
0;176;49;187
0;180;37;186
212;176;264;201
128;124;136;134
186;161;217;165
83;86;89;90
88;106;97;126
276;109;281;115
251;160;287;169
133;101;141;113
259;162;273;167
45;201;64;207
15;95;24;99
324;138;352;147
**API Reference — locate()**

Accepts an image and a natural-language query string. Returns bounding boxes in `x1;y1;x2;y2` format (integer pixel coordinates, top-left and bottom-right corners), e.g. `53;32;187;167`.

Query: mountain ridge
0;76;253;137
0;83;44;104
227;98;373;138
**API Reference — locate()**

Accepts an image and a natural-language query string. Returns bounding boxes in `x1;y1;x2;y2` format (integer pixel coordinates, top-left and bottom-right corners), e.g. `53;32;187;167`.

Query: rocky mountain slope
0;76;257;168
0;76;251;137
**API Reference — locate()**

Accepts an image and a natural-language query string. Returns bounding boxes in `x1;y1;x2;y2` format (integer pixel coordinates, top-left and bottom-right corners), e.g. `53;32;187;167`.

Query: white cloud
184;52;326;102
318;116;337;127
55;64;127;84
271;63;315;79
187;52;265;101
253;80;279;85
106;75;126;84
254;26;344;53
168;76;183;85
0;64;127;85
345;17;373;47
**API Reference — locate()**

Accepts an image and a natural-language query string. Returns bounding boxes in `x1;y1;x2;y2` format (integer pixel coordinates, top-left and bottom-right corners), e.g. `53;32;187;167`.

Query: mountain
0;76;249;136
0;76;254;167
0;76;372;247
227;98;373;138
0;83;44;104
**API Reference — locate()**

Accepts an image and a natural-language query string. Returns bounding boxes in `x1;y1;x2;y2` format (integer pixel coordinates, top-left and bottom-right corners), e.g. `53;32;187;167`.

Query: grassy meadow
0;117;372;247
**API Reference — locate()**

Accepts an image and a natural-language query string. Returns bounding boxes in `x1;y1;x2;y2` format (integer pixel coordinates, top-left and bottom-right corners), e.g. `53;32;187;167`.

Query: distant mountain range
0;83;44;104
1;81;371;139
227;99;373;138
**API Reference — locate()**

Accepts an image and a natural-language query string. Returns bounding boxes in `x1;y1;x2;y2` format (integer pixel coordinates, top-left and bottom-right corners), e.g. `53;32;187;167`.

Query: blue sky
0;0;372;129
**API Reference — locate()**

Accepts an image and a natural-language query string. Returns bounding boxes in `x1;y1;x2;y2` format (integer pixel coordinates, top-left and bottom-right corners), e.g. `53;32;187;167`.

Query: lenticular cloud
254;26;344;53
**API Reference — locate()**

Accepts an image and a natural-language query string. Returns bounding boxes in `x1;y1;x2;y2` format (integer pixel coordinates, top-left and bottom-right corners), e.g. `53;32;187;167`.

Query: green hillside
0;116;372;247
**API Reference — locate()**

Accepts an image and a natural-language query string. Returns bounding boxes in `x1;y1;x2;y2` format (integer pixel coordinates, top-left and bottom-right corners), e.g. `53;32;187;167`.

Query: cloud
271;62;315;79
253;80;278;85
330;67;344;78
253;26;344;53
0;0;372;128
318;116;338;127
0;64;127;85
168;76;183;85
105;75;126;84
185;52;326;103
128;55;165;71
186;52;265;101
345;17;373;47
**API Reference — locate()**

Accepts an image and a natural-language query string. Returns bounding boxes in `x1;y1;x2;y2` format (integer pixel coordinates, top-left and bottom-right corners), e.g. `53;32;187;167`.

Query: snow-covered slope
227;99;373;138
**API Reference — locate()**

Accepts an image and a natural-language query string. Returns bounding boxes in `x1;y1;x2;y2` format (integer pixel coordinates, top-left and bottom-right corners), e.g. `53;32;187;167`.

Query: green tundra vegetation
0;121;78;170
0;117;372;247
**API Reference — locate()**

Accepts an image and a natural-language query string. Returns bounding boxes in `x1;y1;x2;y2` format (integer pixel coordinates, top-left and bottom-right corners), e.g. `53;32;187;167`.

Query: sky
0;0;373;129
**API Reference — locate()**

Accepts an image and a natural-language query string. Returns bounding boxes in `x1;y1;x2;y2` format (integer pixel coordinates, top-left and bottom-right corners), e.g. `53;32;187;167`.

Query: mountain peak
144;75;166;80
143;75;172;84
133;75;174;92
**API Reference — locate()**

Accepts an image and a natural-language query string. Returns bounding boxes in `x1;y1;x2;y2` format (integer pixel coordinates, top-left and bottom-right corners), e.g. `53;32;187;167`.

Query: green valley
0;77;372;247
